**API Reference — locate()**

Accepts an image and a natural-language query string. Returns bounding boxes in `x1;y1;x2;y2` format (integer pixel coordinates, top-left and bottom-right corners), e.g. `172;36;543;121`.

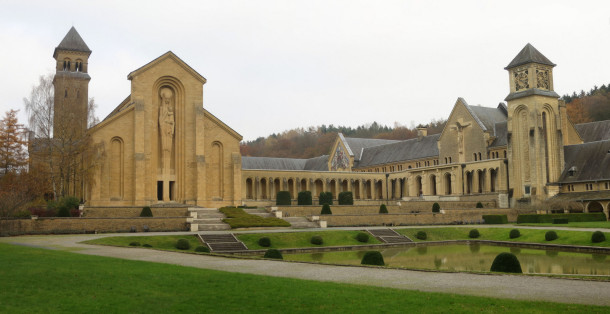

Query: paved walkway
2;229;610;306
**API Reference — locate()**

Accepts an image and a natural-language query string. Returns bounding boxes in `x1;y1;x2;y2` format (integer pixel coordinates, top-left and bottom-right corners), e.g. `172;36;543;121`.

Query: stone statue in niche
159;87;175;170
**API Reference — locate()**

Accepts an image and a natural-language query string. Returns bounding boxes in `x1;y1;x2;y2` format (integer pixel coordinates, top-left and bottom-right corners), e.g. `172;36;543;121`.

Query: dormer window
567;166;577;177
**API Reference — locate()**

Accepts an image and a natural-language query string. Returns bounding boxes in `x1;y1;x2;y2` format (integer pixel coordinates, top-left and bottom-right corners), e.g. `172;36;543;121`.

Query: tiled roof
242;155;329;171
355;134;440;168
344;137;400;160
559;140;610;183
54;27;91;58
466;104;507;134
575;120;610;143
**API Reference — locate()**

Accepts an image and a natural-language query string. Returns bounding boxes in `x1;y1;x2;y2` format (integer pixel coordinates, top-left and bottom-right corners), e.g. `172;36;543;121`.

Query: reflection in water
283;244;610;275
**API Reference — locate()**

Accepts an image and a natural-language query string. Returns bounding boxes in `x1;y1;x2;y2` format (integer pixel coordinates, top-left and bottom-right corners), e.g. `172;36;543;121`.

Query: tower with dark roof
53;26;92;138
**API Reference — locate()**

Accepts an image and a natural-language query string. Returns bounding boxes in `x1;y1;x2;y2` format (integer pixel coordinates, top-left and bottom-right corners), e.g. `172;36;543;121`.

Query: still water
284;244;610;275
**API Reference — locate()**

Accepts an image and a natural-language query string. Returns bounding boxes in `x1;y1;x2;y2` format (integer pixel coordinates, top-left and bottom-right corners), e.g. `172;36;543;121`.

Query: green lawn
397;227;610;247
84;235;205;252
219;207;291;228
0;243;606;313
519;221;610;229
236;230;381;250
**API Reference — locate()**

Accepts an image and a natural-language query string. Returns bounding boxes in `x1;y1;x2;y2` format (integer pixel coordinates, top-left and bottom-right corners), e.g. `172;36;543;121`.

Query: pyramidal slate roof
54;27;91;58
505;43;555;69
574;120;610;143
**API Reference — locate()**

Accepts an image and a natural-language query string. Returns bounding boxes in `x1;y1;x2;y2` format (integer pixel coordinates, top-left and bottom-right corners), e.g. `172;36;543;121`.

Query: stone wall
83;206;189;218
0;217;188;236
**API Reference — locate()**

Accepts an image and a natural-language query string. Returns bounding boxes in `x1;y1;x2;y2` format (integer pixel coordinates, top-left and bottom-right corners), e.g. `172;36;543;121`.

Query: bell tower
53;26;92;138
505;43;566;203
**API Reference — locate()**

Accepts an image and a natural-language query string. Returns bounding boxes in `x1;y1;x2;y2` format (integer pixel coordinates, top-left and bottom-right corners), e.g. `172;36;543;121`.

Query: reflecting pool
283;244;610;275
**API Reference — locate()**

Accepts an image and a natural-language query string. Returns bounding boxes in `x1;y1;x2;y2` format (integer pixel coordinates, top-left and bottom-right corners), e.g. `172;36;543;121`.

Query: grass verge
220;207;291;228
236;230;382;250
84;235;204;252
0;243;606;313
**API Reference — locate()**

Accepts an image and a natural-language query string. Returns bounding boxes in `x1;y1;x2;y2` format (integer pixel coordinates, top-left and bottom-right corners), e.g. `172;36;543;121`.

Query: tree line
562;84;610;123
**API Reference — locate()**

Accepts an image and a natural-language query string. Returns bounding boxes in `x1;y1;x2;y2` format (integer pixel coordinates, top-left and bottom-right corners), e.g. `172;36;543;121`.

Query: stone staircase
243;207;274;218
188;208;231;232
199;233;248;252
284;217;319;229
367;229;412;243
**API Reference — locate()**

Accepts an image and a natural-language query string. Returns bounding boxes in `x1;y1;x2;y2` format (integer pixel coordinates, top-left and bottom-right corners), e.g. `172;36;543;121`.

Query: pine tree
0;109;28;175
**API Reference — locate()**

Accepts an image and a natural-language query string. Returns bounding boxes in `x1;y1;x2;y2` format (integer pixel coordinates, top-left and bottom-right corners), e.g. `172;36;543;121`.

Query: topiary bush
129;242;141;246
310;235;323;245
490;252;522;273
545;230;558;241
509;229;521;239
276;191;291;205
258;237;271;247
297;191;313;205
432;202;440;213
379;204;388;214
361;251;385;266
482;214;508;224
476;202;484;208
321;203;332;215
338;191;354;205
140;206;153;217
592;231;606;243
416;231;427;240
356;232;370;243
195;246;210;253
175;238;191;250
469;229;480;238
318;192;333;205
264;249;283;259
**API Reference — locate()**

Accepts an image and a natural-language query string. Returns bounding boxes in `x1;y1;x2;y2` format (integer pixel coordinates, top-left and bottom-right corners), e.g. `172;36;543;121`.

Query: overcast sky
1;0;609;141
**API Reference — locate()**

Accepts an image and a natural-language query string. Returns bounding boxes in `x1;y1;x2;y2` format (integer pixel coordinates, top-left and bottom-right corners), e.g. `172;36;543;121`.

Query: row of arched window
62;58;84;72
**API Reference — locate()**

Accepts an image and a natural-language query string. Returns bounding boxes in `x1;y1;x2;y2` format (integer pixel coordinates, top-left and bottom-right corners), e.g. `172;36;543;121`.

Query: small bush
321;204;332;215
416;231;427;240
509;229;521;239
14;210;32;218
545;230;558;241
258;237;271;247
338;192;354;205
379;204;388;214
469;229;480;238
361;251;385;266
552;218;568;224
140;206;153;217
310;235;323;245
318;192;333;205
432;202;440;213
592;231;606;243
129;242;141;246
356;232;370;243
56;206;71;217
476;202;484;208
297;191;313;205
263;249;283;259
195;246;210;253
490;252;522;273
482;215;508;224
176;238;191;250
276;191;291;205
142;244;153;248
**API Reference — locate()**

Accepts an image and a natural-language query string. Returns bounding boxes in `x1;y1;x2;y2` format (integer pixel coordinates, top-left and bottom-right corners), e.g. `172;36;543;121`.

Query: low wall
0;217;188;236
83;206;189;218
319;209;518;227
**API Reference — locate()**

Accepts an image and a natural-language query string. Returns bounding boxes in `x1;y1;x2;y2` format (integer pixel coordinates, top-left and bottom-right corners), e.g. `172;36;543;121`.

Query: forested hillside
562;84;610;123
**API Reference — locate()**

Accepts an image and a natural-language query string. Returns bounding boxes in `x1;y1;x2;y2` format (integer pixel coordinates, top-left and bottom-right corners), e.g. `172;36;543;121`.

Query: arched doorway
375;180;383;199
365;180;372;199
466;171;473;194
260;178;267;199
588;201;604;213
341;180;348;193
287;178;295;199
314;179;323;196
490;169;497;192
353;180;361;199
246;178;253;199
477;170;485;193
429;175;437;195
415;176;422;197
444;173;452;195
300;178;307;192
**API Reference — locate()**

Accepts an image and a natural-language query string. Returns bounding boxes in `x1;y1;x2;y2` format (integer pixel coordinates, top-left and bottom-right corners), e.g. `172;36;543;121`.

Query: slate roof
505;43;555;69
466;104;507;134
355;134;440;168
343;137;400;160
53;27;91;58
242;155;329;171
558;139;610;183
575;120;610;143
551;190;610;202
490;121;508;147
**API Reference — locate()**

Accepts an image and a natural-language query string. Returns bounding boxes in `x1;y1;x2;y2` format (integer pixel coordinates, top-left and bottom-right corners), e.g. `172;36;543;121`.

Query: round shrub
258;237;271;247
263;249;283;259
57;206;70;217
509;229;521;239
432;202;440;213
142;244;153;248
356;232;370;243
321;204;332;215
592;231;606;243
140;206;153;217
129;242;141;246
490;252;522;273
379;204;388;214
361;251;385;266
476;202;484;208
310;235;323;245
195;246;210;253
545;230;558;241
469;229;480;239
415;231;427;240
175;238;191;250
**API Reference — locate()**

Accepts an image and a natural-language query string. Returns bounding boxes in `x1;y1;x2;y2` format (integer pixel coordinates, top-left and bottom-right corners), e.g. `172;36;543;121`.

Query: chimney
417;125;428;140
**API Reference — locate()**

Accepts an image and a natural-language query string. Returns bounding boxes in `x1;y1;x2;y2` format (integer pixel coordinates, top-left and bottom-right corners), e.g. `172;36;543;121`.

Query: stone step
207;242;248;252
284;217;318;229
192;218;224;224
197;224;231;231
381;236;413;243
196;213;225;218
243;208;267;214
201;234;238;243
367;229;401;237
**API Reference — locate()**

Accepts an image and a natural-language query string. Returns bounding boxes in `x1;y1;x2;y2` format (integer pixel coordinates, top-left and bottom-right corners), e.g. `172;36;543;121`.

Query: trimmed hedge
338;192;354;205
195;246;210;253
517;213;606;224
263;249;283;259
482;215;508;224
140;206;153;217
432;202;440;213
356;232;370;243
297;191;313;205
592;231;606;243
552;218;568;224
276;191;291;205
469;229;480;239
175;239;190;250
379;204;388;214
545;230;558;241
258;237;271;247
321;204;332;215
318;192;333;205
310;235;323;245
416;231;427;240
219;207;291;228
490;252;522;273
361;251;385;266
509;229;521;239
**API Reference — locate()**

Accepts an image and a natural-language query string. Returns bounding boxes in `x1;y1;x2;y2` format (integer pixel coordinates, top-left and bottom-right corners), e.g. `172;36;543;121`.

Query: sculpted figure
159;88;175;154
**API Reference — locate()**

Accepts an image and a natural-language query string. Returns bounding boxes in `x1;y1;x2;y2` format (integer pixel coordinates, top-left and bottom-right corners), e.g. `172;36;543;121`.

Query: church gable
328;133;352;171
127;51;206;84
438;98;488;163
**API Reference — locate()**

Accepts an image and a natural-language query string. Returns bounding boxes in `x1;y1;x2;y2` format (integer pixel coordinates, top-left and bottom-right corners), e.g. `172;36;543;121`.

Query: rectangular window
169;181;175;201
524;185;531;195
157;181;163;201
